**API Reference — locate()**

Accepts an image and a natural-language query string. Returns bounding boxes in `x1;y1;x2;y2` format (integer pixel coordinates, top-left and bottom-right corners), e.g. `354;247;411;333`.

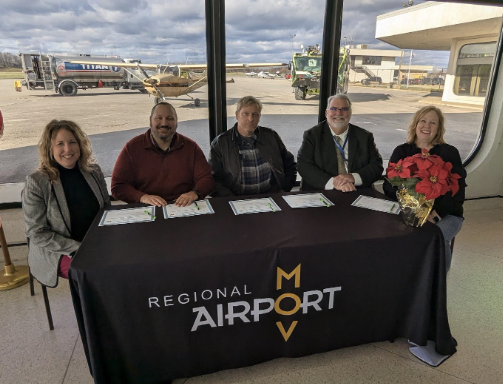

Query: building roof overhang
349;48;402;57
376;2;503;50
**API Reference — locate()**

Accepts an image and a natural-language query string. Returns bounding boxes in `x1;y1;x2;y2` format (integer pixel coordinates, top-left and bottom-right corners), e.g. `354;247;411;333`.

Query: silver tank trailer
53;55;126;83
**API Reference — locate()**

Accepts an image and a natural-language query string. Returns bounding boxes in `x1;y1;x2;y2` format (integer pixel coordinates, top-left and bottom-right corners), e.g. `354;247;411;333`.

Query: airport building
348;44;433;85
376;1;503;105
348;45;401;84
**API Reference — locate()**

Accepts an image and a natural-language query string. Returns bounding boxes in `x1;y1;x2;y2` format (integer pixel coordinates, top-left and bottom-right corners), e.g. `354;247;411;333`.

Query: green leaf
386;176;405;187
401;178;420;189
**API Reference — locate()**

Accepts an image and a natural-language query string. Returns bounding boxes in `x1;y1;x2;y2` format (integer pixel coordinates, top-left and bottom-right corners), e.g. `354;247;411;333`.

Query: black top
383;143;467;218
59;164;100;242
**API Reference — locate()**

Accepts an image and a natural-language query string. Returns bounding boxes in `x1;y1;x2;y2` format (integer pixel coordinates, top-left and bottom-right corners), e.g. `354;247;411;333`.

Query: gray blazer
297;121;383;191
23;164;110;287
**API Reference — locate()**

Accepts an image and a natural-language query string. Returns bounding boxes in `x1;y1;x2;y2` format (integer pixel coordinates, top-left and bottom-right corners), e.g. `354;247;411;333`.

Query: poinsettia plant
386;148;461;200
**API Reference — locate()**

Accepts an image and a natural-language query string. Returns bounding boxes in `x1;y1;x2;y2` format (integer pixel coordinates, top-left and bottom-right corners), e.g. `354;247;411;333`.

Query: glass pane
223;0;325;162
355;2;501;163
454;41;497;97
459;42;497;58
0;1;207;195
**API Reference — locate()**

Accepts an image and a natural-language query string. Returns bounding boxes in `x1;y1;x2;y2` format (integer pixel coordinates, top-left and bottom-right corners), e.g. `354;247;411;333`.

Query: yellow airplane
69;60;287;106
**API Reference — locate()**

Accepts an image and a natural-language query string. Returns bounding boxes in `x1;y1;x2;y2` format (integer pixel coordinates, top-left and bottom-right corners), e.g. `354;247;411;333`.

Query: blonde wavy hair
38;119;95;182
407;106;446;146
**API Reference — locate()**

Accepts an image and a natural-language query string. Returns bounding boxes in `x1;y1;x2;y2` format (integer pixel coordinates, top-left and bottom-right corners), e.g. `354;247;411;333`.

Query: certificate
162;200;214;219
99;206;156;226
283;193;334;209
229;197;281;215
351;195;400;214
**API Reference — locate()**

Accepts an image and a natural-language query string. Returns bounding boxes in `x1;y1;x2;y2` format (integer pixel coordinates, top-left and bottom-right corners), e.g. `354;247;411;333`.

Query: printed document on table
283;193;334;209
351;195;400;214
163;200;214;219
99;206;156;226
229;197;281;215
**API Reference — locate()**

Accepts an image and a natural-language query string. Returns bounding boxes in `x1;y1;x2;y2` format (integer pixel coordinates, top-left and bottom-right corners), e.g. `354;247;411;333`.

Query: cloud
92;0;149;12
0;0;449;67
2;0;94;16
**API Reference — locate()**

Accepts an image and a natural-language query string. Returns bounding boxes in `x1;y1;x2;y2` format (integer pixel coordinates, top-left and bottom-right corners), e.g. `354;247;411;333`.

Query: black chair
27;238;54;331
29;271;54;330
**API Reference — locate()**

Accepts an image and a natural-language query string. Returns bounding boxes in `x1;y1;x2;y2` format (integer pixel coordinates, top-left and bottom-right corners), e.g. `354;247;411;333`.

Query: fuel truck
289;45;350;100
19;53;147;96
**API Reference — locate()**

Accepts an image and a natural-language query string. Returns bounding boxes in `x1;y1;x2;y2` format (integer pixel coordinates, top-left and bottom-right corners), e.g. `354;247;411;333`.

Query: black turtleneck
58;165;100;242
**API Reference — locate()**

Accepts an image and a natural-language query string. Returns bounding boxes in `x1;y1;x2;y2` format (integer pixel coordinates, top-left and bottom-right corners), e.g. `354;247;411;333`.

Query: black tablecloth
70;188;456;384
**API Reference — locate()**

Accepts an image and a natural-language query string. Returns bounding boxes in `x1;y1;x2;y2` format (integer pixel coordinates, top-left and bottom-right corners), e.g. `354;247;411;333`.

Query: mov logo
275;264;302;341
275;264;342;341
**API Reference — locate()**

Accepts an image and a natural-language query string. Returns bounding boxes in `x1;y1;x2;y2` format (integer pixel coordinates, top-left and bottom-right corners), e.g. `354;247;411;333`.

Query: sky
0;0;453;69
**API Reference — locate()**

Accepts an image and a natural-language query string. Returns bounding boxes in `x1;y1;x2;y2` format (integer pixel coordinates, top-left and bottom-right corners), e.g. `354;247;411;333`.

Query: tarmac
0;76;483;203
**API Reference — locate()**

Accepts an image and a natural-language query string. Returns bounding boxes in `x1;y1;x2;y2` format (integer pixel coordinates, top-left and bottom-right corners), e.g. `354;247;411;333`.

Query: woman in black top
23;120;110;287
383;106;467;272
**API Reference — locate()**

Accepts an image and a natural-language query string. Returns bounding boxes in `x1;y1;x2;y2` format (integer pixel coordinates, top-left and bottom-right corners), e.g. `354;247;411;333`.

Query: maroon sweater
111;130;214;203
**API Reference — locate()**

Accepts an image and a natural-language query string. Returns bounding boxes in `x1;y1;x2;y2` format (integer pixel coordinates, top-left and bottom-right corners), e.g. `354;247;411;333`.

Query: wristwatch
192;189;201;200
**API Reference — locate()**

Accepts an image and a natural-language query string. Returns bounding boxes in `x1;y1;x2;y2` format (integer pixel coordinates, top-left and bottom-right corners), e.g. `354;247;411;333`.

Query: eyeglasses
328;107;350;112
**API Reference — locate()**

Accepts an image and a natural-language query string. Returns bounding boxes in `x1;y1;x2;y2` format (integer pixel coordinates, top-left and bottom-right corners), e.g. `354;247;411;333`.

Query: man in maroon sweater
111;102;214;207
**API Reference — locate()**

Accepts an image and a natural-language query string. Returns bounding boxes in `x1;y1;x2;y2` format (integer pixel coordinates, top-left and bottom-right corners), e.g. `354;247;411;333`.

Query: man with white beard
297;94;383;192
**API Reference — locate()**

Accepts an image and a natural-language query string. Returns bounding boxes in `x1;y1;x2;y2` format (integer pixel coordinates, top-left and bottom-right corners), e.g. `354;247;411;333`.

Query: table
69;188;456;384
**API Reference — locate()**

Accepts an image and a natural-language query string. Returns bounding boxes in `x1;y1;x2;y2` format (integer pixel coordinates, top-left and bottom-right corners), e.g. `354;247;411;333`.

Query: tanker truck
19;53;147;96
289;45;350;100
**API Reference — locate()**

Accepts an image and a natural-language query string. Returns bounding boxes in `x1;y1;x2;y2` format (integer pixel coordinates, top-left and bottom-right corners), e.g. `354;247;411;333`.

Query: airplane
257;71;275;79
69;60;286;106
245;71;257;77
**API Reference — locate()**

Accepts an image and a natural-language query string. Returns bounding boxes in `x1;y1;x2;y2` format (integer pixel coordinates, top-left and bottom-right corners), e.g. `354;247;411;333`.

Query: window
362;56;382;66
224;0;325;161
454;42;496;97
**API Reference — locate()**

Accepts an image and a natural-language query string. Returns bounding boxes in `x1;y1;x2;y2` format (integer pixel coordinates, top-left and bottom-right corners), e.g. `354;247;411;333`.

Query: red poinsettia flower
442;161;452;172
415;164;450;199
411;150;444;174
387;149;462;200
429;155;445;167
386;158;414;179
446;164;461;196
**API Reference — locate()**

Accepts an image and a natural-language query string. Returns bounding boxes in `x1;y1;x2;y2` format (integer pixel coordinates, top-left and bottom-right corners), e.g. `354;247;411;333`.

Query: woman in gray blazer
23;120;110;287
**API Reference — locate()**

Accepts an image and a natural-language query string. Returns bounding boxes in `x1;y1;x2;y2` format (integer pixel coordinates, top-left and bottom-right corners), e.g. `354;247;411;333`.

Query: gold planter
396;188;434;227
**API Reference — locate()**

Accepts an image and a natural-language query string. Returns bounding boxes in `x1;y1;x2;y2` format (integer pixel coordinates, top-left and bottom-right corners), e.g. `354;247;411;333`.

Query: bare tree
0;52;22;68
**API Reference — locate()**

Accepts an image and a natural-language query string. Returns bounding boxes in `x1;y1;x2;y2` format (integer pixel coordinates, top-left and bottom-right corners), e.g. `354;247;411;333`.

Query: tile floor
1;198;502;384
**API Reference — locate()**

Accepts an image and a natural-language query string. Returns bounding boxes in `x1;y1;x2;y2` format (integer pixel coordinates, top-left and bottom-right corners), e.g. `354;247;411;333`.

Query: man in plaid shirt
210;96;297;197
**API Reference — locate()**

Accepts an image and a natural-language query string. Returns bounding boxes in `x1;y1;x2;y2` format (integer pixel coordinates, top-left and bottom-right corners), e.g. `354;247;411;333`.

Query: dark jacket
383;143;467;218
297;121;383;191
209;124;297;196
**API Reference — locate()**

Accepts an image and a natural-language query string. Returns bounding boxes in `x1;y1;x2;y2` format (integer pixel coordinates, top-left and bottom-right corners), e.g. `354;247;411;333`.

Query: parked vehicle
401;78;422;85
430;77;445;85
361;76;382;85
19;53;146;96
289;44;350;100
258;71;275;79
